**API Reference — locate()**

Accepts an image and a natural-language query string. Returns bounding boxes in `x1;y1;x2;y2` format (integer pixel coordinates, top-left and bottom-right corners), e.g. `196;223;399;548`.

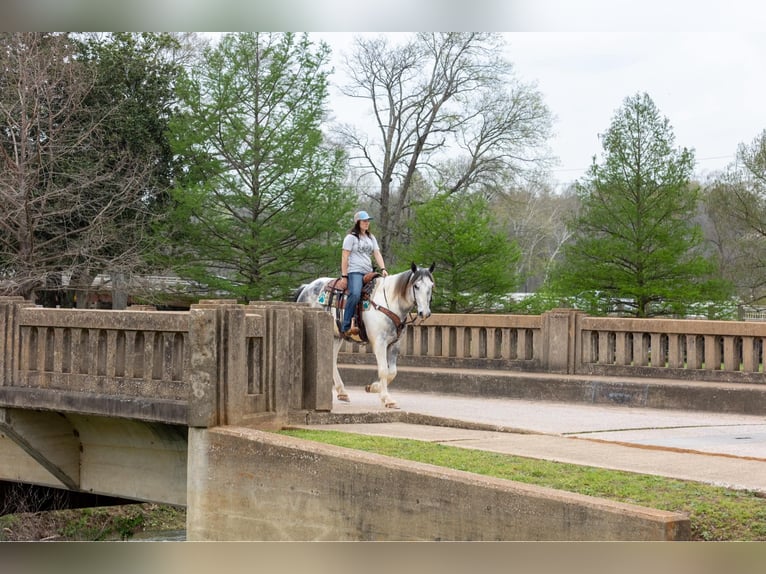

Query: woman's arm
373;249;388;276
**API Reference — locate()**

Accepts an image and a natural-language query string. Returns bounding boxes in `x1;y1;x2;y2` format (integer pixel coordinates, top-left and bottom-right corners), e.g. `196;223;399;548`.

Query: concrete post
247;302;333;416
221;305;247;425
0;297;31;388
300;307;333;412
187;306;219;428
541;308;583;374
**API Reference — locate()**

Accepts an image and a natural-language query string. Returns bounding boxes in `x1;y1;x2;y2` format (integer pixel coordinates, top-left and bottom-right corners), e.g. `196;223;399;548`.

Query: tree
0;32;179;305
64;32;192;308
702;130;766;305
164;33;354;302
494;179;577;293
396;192;521;313
338;33;553;256
551;92;730;317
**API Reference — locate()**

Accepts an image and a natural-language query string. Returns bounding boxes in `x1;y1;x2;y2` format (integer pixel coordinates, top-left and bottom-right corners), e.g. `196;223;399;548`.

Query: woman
340;210;388;338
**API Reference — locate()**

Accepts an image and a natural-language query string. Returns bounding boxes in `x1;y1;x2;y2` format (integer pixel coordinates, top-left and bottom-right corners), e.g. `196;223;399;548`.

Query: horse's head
409;262;435;320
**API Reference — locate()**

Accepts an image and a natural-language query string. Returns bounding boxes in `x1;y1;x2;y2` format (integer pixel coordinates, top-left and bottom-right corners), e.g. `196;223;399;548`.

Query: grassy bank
0;503;185;541
281;428;766;541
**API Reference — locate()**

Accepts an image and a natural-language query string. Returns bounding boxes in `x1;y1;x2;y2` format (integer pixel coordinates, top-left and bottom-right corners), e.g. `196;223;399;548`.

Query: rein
367;276;420;338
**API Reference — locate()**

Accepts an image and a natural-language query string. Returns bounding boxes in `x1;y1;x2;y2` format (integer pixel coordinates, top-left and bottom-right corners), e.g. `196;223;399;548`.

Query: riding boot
343;320;362;342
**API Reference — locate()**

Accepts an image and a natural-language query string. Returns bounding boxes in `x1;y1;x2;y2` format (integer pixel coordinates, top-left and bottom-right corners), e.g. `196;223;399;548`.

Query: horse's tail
293;284;308;302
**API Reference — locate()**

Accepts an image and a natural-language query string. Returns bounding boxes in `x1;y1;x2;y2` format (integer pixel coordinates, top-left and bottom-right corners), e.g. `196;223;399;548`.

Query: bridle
368;272;432;339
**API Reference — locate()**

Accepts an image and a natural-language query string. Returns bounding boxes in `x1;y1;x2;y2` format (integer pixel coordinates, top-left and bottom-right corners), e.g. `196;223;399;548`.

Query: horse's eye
414;284;419;290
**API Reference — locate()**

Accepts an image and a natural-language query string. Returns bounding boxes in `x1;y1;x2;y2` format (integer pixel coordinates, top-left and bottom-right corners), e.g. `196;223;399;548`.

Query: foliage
492;182;577;293
338;32;553;255
395;192;521;312
65;32;188;307
281;429;766;541
549;92;732;317
702;130;766;306
0;32;186;306
163;33;355;302
0;503;185;541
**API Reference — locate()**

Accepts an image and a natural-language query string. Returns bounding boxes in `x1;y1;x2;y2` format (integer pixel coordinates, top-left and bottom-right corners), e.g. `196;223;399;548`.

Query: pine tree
397;192;520;313
164;33;354;301
552;93;731;317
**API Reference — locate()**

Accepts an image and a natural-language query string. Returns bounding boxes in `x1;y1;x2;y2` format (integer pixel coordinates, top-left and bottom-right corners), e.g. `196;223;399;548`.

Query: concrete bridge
3;296;766;540
0;298;332;513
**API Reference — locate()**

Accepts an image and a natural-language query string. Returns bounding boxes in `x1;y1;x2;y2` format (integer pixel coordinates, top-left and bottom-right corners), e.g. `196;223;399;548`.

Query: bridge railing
340;313;543;371
0;297;333;427
340;308;766;384
577;313;766;383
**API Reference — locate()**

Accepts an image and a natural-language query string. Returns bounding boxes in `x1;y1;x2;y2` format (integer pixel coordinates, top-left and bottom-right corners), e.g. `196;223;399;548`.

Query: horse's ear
429;262;435;273
411;261;417;273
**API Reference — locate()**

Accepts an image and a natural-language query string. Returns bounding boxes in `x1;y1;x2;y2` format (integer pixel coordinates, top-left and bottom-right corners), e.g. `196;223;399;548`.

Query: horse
294;262;435;409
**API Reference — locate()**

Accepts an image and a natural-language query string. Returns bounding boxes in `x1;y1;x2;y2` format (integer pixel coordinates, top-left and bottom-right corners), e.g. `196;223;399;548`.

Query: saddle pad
317;289;369;311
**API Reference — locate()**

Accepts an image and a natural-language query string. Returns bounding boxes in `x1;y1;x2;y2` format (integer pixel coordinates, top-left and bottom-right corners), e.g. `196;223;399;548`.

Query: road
298;386;766;492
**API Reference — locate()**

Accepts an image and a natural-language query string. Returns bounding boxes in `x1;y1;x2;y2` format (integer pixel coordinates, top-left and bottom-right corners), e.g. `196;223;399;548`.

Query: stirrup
342;327;363;343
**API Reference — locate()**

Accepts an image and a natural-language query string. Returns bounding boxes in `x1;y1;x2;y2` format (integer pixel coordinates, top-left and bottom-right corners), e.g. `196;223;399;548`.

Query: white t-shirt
343;233;379;274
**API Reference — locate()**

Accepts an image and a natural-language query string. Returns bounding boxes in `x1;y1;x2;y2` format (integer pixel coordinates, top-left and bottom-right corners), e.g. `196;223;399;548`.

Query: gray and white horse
294;263;435;409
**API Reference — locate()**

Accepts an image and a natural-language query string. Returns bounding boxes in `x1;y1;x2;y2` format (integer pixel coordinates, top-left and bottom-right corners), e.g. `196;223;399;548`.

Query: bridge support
0;408;79;490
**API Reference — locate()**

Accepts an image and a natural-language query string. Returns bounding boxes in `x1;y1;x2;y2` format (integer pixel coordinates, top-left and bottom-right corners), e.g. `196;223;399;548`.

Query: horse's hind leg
332;337;350;402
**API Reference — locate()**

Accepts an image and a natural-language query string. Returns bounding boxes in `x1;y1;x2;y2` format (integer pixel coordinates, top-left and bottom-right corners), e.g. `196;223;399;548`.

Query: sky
314;29;766;190
504;32;766;186
6;0;763;190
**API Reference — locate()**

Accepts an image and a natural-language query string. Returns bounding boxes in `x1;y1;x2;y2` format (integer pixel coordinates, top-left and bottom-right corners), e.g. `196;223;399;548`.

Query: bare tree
0;33;181;306
496;179;577;292
702;130;766;305
337;32;553;254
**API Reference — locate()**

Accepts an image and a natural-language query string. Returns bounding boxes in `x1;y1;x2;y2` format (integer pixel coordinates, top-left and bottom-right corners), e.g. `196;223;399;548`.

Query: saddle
318;272;380;342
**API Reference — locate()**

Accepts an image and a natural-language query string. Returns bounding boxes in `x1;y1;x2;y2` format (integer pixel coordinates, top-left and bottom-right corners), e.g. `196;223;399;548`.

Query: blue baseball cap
354;210;373;222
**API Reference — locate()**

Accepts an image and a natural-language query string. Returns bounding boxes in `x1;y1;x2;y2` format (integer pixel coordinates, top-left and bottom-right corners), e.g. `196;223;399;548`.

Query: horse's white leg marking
332;337;350;402
367;336;399;409
380;339;401;408
363;335;392;406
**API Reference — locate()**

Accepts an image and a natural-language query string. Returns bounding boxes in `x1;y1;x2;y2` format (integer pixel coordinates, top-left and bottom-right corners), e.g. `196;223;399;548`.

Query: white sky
504;32;766;185
314;29;766;190
193;1;765;190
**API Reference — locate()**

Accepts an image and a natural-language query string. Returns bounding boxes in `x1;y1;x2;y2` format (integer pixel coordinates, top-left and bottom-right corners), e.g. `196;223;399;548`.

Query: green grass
280;428;766;541
0;504;186;541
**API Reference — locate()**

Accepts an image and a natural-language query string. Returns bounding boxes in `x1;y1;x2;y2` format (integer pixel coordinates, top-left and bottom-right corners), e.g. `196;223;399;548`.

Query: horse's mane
390;267;432;300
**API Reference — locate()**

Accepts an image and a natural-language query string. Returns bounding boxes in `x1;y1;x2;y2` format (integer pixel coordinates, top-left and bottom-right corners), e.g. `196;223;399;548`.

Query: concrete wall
185;427;690;541
0;297;333;429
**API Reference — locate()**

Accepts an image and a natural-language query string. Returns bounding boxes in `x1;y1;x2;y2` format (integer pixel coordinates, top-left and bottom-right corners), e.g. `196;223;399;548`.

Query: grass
280;428;766;541
0;503;186;541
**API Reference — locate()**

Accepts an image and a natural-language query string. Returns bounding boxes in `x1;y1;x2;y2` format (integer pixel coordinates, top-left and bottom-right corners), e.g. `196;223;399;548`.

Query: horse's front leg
366;338;400;409
332;337;350;402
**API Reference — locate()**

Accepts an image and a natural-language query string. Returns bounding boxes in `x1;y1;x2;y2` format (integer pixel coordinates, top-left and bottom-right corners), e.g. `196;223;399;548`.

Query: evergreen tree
164;33;354;301
551;93;730;317
397;192;520;313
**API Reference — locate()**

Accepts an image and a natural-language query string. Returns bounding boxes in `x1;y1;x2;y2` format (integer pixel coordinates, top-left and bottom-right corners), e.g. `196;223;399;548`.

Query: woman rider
340;210;388;339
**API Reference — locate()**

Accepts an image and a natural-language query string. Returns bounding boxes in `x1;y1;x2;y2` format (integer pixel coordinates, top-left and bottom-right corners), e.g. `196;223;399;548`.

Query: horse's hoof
364;385;372;393
337;393;350;402
384;402;399;409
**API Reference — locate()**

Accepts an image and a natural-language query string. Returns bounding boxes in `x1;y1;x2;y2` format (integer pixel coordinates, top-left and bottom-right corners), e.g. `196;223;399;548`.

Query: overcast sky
315;29;766;190
22;0;757;192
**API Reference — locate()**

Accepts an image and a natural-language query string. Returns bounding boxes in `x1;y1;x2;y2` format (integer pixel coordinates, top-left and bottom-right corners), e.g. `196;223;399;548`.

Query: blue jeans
342;272;363;332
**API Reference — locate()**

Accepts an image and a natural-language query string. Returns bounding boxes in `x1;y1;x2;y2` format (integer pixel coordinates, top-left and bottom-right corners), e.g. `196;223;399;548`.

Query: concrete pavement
292;385;766;493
